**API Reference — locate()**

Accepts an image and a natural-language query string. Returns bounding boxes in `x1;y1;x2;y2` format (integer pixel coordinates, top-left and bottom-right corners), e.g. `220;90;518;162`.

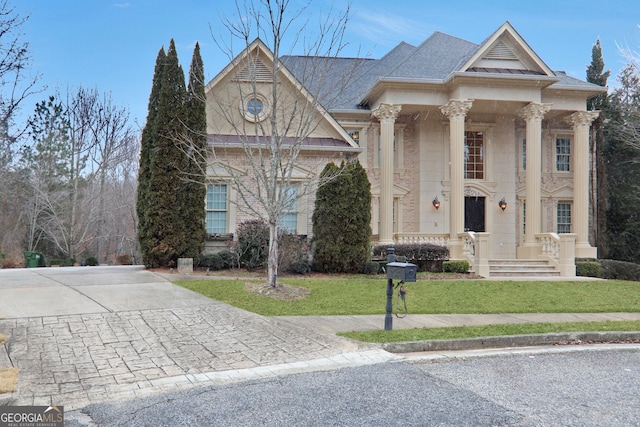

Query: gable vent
234;59;273;82
484;40;518;60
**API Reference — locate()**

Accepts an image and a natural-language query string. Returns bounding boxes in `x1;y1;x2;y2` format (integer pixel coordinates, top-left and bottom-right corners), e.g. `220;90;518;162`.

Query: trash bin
24;251;46;268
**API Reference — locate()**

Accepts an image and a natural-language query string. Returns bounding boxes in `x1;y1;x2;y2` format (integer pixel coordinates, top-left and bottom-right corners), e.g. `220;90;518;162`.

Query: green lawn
175;276;640;316
339;321;640;343
175;276;640;343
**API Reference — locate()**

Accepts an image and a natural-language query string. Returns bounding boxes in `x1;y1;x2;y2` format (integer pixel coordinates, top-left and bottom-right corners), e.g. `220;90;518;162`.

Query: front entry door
465;196;485;232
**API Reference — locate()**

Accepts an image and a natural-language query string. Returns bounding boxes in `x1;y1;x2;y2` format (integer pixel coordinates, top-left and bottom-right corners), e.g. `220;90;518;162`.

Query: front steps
487;259;560;278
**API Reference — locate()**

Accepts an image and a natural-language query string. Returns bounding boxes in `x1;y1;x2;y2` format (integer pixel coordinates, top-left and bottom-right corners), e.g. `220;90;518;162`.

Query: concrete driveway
0;265;214;318
0;266;391;411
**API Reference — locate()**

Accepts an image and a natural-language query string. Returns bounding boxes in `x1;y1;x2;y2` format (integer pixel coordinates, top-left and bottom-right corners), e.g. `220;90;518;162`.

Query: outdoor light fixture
499;197;507;211
432;196;440;210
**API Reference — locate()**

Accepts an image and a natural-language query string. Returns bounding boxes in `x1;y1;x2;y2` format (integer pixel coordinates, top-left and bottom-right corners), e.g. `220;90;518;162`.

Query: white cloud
349;9;432;48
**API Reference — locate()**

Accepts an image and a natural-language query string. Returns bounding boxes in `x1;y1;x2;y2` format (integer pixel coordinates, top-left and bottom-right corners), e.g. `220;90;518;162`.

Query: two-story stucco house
204;21;605;277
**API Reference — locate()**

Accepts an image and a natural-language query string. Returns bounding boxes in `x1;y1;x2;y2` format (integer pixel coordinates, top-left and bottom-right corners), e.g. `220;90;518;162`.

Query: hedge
372;243;449;272
443;260;469;274
575;261;602;278
599;259;640;281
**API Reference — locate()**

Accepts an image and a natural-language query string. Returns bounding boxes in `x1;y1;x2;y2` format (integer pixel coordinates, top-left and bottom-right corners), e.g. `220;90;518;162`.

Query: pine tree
180;42;207;258
312;161;371;273
145;39;188;267
137;47;166;265
586;39;610;111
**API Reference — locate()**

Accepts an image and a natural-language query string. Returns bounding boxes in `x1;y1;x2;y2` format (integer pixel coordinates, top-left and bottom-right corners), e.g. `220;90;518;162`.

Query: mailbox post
384;246;417;330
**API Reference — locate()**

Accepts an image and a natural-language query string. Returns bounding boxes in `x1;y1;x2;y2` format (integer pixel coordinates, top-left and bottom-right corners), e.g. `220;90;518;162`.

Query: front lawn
339;320;640;343
175;277;640;317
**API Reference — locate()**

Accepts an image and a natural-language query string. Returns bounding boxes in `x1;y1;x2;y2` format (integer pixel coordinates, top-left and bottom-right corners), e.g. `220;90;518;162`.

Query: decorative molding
371;103;401;122
565;111;600;127
518;102;552;121
440;99;473;119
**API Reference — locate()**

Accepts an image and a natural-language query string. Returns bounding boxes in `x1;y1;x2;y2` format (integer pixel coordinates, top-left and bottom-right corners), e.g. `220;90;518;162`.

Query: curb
382;331;640;353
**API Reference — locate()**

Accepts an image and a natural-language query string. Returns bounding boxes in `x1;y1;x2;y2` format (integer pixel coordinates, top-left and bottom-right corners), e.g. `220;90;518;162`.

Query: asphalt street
67;348;640;426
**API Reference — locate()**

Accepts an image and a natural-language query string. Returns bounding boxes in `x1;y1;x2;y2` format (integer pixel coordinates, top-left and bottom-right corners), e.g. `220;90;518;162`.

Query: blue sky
13;0;639;130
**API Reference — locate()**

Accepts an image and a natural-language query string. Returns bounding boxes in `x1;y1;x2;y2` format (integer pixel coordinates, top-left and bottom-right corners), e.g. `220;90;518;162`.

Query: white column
440;100;473;251
518;102;551;258
372;103;401;244
567;111;599;258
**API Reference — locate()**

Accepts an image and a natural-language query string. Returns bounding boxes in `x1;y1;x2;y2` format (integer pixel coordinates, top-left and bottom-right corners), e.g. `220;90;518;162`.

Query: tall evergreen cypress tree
312;161;371;273
137;47;166;265
180;42;207;258
145;39;188;267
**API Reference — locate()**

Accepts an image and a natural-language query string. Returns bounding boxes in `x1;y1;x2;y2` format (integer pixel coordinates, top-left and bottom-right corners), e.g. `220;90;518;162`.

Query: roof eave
446;71;561;88
360;77;446;106
543;84;608;98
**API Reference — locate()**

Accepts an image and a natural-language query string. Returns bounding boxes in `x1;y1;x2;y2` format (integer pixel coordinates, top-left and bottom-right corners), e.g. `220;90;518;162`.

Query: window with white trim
464;131;484;179
557;202;572;233
556;137;571;172
279;185;299;234
206;184;227;234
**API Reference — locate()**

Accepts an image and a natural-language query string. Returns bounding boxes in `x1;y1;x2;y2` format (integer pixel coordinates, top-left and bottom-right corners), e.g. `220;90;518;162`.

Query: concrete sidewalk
275;312;640;335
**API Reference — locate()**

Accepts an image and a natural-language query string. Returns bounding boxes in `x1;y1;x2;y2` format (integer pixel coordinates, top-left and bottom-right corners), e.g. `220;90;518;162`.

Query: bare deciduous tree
205;0;361;287
0;0;42;259
19;88;138;263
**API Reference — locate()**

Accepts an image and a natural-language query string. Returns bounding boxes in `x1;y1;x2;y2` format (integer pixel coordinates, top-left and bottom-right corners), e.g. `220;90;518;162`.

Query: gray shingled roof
281;30;604;112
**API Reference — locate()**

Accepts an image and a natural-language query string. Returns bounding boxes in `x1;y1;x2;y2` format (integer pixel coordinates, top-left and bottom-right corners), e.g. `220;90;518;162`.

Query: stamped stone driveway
0;266;389;410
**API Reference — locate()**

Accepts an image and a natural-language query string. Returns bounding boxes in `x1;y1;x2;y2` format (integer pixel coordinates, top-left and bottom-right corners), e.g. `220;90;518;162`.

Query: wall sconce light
432;196;440;210
498;197;507;211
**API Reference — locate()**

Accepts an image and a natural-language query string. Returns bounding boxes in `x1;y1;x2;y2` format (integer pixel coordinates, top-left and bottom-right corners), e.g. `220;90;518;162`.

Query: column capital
440;99;473;119
371;103;401;122
519;102;552;121
566;110;600;127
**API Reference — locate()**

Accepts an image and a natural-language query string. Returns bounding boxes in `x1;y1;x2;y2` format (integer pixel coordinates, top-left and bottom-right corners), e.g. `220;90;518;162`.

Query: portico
206;21;606;275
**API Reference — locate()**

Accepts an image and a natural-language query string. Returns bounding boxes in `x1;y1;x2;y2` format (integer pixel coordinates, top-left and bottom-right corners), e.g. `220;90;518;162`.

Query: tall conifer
137;47;165;265
145;39;187;267
312;161;371;273
181;42;207;258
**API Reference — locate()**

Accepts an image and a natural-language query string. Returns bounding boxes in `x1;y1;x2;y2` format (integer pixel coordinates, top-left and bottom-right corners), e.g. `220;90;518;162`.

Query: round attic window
242;94;268;122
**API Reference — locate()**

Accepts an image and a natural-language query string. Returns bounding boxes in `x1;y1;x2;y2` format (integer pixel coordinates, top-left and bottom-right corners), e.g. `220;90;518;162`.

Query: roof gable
205;38;359;149
460;21;555;77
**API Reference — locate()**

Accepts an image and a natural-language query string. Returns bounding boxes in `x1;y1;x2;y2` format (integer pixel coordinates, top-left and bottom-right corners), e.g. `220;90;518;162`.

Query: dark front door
465;196;485;232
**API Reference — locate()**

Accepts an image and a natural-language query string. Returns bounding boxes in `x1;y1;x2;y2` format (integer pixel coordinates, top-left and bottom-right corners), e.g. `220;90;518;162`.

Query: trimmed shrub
312;161;372;274
576;261;602;278
116;254;133;265
197;254;224;271
372;243;449;272
288;260;310;275
363;261;380;275
279;233;309;274
217;250;238;269
85;257;99;266
233;219;269;270
443;260;469;274
600;259;640;281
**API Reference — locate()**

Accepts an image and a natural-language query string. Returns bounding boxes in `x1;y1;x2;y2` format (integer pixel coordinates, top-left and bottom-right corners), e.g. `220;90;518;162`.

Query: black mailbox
386;261;417;282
